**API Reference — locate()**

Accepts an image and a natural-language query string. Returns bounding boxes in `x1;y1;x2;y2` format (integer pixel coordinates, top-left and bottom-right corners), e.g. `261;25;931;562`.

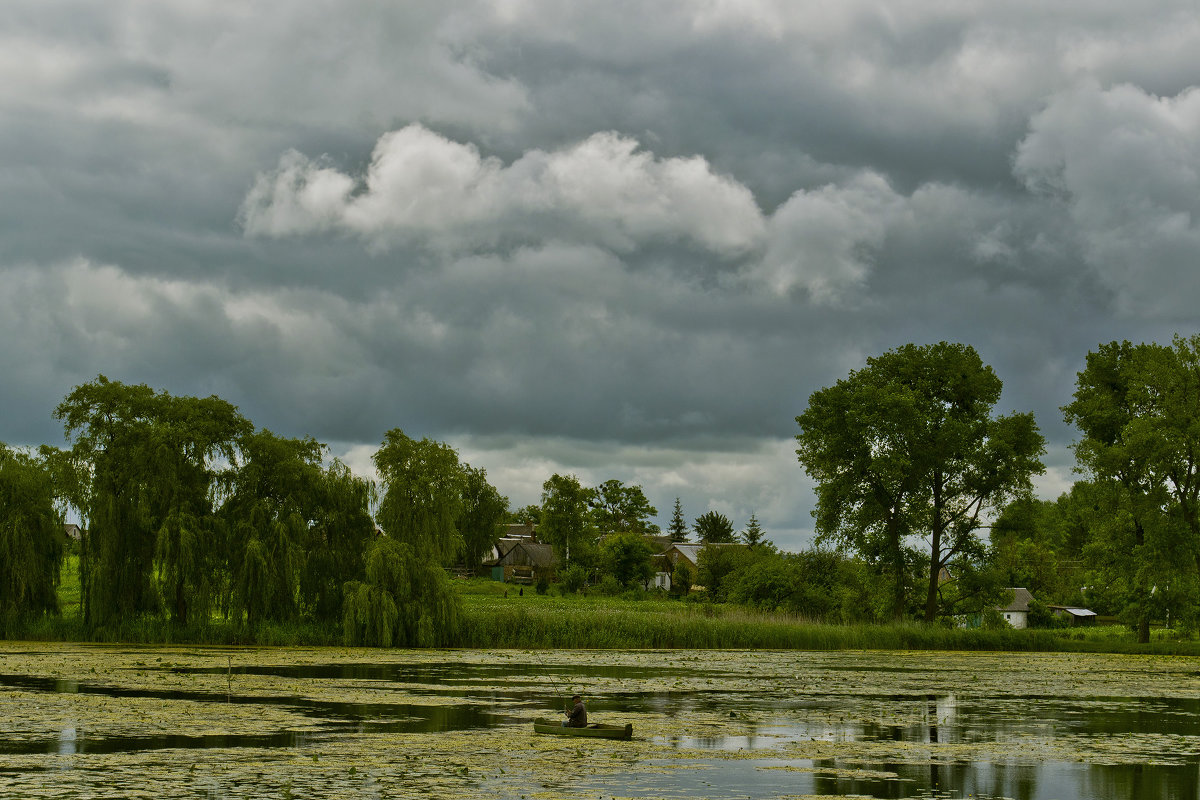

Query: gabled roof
496;541;557;568
661;543;704;565
999;587;1034;612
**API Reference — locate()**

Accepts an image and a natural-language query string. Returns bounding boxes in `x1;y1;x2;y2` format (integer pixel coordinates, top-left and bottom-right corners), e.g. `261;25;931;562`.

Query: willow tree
0;445;64;617
221;430;320;627
343;429;465;647
797;342;1044;622
55;376;248;627
457;465;507;574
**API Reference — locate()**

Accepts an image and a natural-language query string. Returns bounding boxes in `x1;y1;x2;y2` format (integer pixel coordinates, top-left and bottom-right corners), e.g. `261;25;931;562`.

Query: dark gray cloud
3;1;1200;549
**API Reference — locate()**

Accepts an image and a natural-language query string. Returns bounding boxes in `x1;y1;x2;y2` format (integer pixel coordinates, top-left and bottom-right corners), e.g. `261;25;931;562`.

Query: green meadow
8;563;1197;655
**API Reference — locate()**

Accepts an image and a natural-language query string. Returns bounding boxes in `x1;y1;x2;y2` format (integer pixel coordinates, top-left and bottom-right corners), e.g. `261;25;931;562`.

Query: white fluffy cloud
759;172;902;301
1015;83;1200;314
242;125;928;303
240;125;765;256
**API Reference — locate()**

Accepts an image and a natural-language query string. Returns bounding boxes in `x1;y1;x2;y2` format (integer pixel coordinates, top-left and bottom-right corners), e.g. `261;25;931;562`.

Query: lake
1;644;1198;798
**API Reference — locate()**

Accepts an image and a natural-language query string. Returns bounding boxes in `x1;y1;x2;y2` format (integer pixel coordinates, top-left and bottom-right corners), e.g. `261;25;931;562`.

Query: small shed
1049;605;1098;627
494;541;557;584
998;587;1035;629
63;524;85;541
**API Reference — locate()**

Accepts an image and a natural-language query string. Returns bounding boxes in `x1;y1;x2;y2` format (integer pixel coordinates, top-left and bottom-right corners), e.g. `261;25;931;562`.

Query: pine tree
741;513;766;548
668;497;688;542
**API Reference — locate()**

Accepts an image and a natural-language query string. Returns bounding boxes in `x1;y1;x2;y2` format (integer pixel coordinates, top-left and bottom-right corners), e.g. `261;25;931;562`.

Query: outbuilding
1048;605;1098;626
998;587;1035;629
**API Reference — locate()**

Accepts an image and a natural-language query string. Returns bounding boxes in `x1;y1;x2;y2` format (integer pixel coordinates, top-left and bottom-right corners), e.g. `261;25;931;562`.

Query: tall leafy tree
343;430;464;646
693;511;735;544
222;429;374;626
539;473;596;565
667;497;689;542
510;504;541;526
598;530;656;588
590;479;659;535
458;465;508;573
796;342;1045;622
55;376;248;626
300;459;376;620
1062;338;1200;640
0;445;64;617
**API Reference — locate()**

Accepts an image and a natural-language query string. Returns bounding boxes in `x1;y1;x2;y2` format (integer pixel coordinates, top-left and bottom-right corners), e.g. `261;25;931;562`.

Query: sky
3;1;1200;550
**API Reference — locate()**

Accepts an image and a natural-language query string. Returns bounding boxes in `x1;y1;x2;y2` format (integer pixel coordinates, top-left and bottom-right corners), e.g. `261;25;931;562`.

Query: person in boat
562;694;587;727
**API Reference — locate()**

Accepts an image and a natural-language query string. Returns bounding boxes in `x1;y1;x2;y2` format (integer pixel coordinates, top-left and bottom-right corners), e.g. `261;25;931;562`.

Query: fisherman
562;694;587;727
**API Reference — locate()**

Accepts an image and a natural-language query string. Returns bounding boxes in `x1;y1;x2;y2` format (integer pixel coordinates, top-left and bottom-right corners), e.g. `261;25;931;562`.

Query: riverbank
5;575;1198;654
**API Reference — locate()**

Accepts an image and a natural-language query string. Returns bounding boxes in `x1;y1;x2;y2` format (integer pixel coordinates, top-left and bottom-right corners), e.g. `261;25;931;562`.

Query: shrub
981;607;1007;630
596;575;622;596
558;564;588;594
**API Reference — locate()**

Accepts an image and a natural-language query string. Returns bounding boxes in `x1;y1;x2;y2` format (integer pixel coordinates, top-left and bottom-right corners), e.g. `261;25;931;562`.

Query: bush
981;607;1007;630
535;574;550;595
558;564;588;594
670;561;693;597
596;575;623;596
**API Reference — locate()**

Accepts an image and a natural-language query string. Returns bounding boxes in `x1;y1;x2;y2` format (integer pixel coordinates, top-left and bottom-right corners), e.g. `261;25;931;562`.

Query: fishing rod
544;660;572;714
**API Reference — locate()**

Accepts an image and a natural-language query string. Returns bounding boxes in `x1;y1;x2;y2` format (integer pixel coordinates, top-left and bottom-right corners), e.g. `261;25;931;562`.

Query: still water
0;645;1197;799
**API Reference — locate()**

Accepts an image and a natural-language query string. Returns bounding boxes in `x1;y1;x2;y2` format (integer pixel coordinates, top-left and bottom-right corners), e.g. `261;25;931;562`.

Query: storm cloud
3;1;1199;548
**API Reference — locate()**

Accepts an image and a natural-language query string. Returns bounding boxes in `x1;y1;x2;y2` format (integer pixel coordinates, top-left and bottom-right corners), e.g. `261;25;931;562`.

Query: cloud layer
4;1;1200;548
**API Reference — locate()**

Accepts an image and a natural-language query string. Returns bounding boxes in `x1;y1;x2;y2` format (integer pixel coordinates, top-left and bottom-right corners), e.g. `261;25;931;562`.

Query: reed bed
456;595;1200;654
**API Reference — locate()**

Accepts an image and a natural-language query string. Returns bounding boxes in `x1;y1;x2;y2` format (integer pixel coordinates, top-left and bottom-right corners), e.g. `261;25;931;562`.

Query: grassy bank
457;589;1200;654
7;572;1198;654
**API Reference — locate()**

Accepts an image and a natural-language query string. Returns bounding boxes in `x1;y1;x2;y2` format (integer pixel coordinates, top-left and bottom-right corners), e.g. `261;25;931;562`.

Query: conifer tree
668;497;688;542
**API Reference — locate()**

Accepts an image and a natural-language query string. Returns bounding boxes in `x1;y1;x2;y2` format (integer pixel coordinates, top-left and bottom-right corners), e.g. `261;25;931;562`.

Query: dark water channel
3;657;1199;798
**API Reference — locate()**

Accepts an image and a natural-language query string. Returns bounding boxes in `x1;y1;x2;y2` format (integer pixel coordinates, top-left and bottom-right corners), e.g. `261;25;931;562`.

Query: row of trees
2;376;766;641
795;336;1200;640
0;376;513;646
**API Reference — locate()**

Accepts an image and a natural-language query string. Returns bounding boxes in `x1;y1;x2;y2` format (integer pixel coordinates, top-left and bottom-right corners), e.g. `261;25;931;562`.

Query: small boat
532;718;633;740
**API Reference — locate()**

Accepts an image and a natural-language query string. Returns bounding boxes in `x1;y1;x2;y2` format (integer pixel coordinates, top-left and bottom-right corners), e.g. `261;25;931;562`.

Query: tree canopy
0;445;64;617
590;479;659;535
344;429;466;646
694;511;736;544
796;342;1045;621
539;473;596;565
1063;337;1200;640
55;376;250;626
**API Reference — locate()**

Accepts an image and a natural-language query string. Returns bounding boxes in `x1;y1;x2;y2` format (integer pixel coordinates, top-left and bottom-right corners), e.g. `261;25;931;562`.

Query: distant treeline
794;337;1200;643
1;376;498;646
5;334;1200;648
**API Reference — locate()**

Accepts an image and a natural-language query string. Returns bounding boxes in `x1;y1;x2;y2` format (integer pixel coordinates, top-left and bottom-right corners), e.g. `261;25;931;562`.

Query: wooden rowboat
532;718;633;740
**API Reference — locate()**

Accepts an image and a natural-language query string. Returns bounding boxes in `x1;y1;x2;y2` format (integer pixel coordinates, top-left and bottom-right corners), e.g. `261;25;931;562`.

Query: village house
653;542;746;592
998;587;1034;629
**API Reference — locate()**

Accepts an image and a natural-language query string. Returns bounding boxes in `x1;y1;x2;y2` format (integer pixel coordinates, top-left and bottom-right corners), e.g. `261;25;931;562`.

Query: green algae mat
2;644;1199;798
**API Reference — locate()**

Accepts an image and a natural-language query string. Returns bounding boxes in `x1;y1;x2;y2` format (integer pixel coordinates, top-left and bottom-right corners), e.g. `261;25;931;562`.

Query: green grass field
19;563;1198;654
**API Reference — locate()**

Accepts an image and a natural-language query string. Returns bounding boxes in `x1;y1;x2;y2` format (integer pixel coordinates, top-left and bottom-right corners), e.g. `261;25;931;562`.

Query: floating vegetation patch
1;644;1199;798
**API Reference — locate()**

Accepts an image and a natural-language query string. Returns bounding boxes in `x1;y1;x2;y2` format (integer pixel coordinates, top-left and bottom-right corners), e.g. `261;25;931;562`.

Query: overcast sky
4;1;1199;549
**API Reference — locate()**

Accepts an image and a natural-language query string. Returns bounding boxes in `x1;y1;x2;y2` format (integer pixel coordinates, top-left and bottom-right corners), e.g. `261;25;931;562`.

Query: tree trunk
1135;518;1150;644
925;477;943;623
887;516;906;622
175;578;188;627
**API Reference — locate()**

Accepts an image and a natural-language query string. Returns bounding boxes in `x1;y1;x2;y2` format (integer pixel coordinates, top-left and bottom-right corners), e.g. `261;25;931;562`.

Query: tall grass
456;594;1200;654
12;568;1198;654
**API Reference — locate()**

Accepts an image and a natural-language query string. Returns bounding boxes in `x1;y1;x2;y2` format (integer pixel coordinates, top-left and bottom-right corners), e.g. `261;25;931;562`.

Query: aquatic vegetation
0;645;1199;798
